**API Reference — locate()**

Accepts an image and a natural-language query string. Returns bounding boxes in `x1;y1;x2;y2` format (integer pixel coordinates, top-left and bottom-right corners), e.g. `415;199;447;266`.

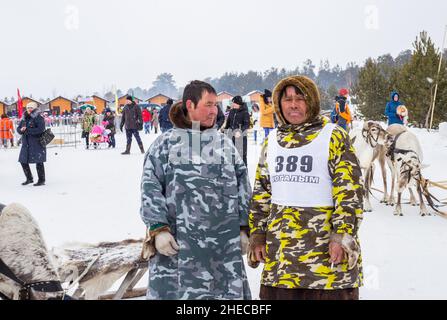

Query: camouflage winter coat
249;75;364;291
140;102;252;300
249;116;364;290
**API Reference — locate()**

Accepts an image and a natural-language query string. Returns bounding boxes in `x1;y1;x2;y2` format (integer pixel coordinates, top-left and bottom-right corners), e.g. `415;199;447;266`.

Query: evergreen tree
353;58;389;120
150;73;179;98
397;31;447;127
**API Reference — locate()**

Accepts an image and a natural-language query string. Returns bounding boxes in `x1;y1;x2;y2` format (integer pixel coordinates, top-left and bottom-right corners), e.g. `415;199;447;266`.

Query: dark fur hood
272;75;321;126
169;101;191;129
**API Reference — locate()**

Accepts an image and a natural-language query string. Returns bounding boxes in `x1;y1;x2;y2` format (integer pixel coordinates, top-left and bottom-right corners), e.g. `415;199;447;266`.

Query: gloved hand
240;231;249;255
155;231;179;256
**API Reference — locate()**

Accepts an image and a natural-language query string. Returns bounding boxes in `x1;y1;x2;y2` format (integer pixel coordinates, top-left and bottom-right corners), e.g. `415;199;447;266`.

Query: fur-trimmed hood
272;75;321;126
169;101;190;129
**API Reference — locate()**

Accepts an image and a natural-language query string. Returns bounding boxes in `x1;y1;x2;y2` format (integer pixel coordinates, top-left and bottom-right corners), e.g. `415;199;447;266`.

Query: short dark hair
1;114;7;119
182;80;217;113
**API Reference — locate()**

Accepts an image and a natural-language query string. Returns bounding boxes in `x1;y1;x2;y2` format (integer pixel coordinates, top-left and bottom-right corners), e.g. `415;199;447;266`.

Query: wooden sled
52;239;148;300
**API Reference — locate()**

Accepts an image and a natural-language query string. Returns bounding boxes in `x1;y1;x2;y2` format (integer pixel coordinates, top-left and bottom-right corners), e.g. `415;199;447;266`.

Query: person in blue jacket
158;99;174;133
385;91;404;125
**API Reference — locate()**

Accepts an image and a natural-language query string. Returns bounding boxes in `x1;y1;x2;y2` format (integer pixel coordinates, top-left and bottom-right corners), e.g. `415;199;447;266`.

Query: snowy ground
1;123;447;299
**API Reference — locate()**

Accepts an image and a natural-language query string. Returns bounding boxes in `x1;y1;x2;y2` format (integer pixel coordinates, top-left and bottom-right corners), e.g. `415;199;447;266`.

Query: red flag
17;89;23;118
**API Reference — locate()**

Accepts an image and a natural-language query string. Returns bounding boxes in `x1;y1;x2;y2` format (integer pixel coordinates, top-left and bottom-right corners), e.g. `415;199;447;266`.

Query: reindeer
0;202;147;300
350;121;392;212
0;203;66;300
381;124;429;216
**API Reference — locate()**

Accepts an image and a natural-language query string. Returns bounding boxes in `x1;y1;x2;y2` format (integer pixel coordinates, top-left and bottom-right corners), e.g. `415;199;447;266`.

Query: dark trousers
126;129;142;145
21;163;45;182
337;118;349;131
1;139;14;147
232;136;248;166
144;122;151;134
260;285;359;300
108;134;116;148
84;133;89;147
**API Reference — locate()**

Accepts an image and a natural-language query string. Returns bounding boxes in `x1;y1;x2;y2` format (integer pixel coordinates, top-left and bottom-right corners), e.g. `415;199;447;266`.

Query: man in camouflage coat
249;75;364;300
140;80;252;300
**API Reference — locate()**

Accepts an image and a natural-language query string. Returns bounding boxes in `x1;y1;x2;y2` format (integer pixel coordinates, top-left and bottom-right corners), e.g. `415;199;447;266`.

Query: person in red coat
142;107;152;134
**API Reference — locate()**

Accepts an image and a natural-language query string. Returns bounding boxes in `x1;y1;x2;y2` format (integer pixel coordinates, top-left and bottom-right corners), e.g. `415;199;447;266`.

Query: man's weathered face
187;91;218;128
281;86;308;125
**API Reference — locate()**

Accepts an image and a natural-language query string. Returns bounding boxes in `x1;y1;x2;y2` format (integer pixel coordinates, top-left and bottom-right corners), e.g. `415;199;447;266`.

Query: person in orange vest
0;114;15;148
331;88;352;131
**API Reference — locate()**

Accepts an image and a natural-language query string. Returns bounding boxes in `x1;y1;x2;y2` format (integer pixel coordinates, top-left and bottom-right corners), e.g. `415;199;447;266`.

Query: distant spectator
103;109;116;148
259;89;275;141
17;102;47;186
142;107;152;134
152;109;159;134
385;91;405;126
81;107;96;149
0;114;14;148
159;99;174;133
120;95;144;154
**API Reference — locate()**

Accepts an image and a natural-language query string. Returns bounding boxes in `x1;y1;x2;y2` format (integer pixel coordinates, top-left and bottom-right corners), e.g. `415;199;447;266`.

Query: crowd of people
3;89;409;188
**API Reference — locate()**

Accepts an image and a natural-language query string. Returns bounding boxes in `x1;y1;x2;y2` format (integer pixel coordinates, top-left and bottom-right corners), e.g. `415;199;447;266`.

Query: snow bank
439;122;447;138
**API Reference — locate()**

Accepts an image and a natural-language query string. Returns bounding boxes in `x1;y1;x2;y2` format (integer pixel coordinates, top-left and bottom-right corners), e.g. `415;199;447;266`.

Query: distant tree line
8;31;446;127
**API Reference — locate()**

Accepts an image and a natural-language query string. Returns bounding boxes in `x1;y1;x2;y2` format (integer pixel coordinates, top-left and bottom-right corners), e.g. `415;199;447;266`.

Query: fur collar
23;109;41;120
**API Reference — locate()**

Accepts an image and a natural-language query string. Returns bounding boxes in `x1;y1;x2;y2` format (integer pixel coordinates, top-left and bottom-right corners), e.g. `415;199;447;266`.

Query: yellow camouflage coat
249;116;364;290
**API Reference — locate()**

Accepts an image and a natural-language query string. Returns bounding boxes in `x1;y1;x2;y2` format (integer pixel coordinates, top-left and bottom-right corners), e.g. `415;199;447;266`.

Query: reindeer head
362;121;391;147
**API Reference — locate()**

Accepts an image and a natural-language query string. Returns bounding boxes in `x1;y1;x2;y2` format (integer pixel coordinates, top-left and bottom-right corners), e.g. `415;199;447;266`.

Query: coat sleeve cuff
240;226;250;235
149;225;171;238
249;233;266;248
247;233;265;269
141;225;172;261
330;232;360;270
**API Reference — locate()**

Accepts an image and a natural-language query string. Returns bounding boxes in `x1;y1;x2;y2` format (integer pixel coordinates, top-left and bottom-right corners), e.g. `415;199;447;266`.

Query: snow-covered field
1;123;447;300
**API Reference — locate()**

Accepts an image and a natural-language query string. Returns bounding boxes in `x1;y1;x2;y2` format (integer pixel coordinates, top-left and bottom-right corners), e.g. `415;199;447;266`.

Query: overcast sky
1;0;446;99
